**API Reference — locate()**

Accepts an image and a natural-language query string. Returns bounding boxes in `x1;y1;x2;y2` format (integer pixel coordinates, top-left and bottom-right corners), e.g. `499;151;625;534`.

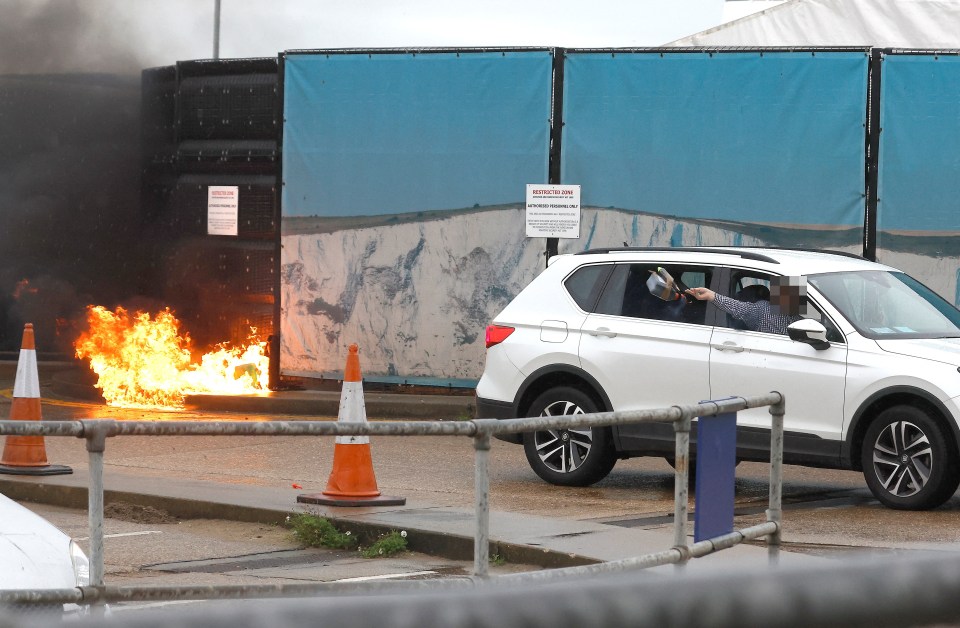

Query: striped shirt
713;294;801;335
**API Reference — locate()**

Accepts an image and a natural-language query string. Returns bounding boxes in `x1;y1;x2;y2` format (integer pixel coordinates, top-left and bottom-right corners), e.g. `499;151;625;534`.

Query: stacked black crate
141;66;177;224
142;58;279;351
141;66;178;298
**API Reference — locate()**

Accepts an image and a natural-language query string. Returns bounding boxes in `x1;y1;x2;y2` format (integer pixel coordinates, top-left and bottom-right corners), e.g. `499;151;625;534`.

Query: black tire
522;387;616;487
861;405;960;510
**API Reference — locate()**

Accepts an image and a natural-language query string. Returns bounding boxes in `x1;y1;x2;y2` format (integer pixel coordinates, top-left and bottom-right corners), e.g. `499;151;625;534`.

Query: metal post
545;48;565;264
864;49;883;261
213;0;222;60
473;430;492;578
767;393;785;565
81;420;114;613
672;413;692;569
87;446;104;585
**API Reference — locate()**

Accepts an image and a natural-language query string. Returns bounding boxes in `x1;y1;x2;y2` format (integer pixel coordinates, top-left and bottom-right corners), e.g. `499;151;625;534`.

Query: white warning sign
207;186;239;236
525;184;581;238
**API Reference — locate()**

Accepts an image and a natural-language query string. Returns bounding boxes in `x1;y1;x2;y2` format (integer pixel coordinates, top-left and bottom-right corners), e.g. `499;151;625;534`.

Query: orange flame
74;305;269;409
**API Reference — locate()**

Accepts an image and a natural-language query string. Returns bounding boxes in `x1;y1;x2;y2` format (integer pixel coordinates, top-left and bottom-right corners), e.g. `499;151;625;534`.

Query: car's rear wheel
522;387;616;486
861;405;960;510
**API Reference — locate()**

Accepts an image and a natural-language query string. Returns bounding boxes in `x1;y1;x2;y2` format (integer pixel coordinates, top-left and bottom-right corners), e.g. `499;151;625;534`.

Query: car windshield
808;270;960;339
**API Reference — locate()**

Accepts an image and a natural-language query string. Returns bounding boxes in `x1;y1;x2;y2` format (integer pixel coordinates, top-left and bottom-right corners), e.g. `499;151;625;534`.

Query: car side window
723;273;772;331
564;264;613;312
723;271;844;342
596;263;713;325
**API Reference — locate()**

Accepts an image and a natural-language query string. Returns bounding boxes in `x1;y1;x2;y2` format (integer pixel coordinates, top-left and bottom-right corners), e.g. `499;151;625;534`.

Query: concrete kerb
182;391;476;421
0;476;594;570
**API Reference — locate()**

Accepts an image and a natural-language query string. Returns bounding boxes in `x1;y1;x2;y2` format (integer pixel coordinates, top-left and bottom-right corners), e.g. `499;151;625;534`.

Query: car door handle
712;341;744;353
587;327;617;338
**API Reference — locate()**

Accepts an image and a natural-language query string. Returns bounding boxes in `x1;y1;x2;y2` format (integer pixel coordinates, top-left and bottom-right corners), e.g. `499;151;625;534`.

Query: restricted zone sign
207;185;239;236
525;184;581;238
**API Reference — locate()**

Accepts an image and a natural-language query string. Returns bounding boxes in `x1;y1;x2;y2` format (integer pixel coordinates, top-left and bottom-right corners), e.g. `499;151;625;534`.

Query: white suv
476;247;960;511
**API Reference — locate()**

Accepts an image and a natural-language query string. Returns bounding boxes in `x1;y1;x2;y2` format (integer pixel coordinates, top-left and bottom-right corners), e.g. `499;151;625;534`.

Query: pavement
0;361;818;575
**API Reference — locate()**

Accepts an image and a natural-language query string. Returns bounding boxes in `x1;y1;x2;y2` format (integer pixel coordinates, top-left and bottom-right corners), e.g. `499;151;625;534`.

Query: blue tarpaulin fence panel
878;54;960;234
876;52;960;304
282;51;553;217
561;51;869;229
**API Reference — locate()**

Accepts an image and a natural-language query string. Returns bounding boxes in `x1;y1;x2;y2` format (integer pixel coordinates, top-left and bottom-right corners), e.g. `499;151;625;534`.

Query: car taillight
485;325;515;349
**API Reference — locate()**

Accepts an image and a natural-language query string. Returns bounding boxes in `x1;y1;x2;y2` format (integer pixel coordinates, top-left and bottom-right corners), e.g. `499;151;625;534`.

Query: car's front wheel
861;405;960;510
522;387;616;486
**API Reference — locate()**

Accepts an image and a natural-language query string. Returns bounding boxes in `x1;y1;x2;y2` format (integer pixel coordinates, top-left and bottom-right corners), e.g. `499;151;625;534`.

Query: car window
800;301;844;343
595;263;713;325
564;264;613;312
809;270;960;339
722;271;772;331
722;270;844;342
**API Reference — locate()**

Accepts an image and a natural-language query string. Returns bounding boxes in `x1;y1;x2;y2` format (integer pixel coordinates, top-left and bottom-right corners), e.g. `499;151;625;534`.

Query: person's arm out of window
688;288;763;329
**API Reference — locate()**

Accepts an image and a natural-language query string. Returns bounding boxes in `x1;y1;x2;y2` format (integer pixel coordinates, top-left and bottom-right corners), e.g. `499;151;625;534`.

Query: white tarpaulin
667;0;960;47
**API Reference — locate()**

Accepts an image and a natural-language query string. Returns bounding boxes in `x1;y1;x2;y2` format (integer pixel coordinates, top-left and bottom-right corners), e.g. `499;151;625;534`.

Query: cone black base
297;492;406;507
0;464;72;476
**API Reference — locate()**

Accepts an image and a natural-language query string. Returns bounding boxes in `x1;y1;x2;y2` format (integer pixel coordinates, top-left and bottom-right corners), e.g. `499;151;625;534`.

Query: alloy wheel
534;400;593;474
871;420;933;498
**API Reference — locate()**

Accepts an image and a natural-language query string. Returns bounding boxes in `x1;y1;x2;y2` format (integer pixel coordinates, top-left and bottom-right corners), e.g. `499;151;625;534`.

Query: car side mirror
787;319;830;350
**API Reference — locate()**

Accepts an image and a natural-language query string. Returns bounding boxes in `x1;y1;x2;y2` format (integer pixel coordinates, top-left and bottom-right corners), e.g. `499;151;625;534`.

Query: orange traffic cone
297;344;404;507
0;324;71;476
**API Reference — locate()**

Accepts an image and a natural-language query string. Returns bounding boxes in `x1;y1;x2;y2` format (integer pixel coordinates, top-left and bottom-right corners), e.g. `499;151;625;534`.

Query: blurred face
771;276;807;316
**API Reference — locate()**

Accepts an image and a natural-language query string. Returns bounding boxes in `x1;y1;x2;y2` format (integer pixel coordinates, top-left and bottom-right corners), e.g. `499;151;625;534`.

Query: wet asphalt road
14;392;960;558
5;363;960;561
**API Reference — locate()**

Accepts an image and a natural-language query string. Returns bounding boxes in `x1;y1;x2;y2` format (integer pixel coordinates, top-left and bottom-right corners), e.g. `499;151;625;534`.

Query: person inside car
685;276;807;335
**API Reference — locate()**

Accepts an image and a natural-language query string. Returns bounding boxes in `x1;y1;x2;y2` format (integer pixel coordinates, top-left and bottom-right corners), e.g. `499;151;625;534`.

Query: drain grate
597;489;874;529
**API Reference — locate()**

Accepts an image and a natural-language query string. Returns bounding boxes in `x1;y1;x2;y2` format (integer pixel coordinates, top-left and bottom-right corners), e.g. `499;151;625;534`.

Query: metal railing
33;552;960;628
0;392;784;608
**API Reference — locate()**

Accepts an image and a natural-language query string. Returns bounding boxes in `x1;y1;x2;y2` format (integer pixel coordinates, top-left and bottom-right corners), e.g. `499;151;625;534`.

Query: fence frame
0;391;783;607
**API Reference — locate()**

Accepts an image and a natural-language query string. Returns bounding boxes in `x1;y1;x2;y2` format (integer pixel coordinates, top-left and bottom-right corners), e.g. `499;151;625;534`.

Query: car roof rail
774;247;866;260
576;246;868;264
575;246;781;264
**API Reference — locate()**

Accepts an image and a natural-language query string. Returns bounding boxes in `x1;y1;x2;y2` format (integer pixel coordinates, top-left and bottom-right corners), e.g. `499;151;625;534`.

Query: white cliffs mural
281;207;542;382
281;205;960;384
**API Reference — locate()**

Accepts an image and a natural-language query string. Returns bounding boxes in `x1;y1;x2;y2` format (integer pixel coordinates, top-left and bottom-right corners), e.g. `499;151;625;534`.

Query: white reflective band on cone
335;381;369;445
13;349;40;399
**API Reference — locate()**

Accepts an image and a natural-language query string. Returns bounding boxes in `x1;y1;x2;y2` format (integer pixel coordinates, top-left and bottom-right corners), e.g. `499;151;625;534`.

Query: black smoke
0;1;149;353
0;1;148;75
